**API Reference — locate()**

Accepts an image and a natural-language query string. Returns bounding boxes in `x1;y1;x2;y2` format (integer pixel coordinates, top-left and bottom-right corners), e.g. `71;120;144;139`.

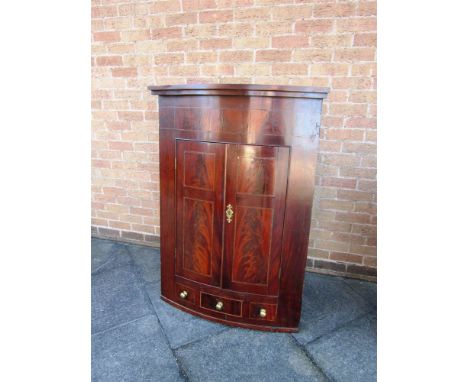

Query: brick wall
91;0;377;280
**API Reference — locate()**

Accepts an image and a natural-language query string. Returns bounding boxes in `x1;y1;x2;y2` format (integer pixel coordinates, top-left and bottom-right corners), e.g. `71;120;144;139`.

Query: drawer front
175;282;198;306
200;292;242;317
249;302;277;322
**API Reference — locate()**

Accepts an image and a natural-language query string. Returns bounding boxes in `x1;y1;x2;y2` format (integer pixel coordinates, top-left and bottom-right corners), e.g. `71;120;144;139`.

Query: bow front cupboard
148;84;328;332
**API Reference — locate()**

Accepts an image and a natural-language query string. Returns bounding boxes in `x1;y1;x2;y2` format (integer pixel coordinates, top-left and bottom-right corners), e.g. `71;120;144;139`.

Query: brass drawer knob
259;308;267;318
179;290;188;299
215;301;224;311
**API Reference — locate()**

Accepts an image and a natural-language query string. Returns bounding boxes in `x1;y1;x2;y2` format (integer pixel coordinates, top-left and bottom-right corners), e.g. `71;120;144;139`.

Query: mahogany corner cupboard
148;84;329;332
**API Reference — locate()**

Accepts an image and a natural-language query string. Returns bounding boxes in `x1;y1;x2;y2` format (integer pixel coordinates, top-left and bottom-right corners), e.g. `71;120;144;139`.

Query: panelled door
175;140;289;295
222;144;289;296
175;140;226;287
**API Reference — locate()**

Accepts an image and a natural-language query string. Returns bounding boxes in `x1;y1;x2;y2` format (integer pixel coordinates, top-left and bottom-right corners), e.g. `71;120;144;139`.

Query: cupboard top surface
148;83;329;99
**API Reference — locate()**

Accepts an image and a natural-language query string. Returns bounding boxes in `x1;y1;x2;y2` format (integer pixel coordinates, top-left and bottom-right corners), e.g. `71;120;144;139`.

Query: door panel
175;140;226;286
232;206;272;284
223;144;290;295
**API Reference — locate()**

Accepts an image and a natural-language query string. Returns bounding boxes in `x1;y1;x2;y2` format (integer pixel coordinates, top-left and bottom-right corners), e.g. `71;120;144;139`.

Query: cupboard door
223;144;289;296
175;140;226;287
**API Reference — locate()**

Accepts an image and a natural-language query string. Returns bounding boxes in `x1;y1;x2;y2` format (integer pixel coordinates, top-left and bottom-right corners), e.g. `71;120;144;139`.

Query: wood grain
152;84;328;331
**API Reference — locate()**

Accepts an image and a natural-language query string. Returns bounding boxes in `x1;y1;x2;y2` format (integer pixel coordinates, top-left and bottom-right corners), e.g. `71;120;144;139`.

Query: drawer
175;282;197;305
249;302;277;322
200;292;242;317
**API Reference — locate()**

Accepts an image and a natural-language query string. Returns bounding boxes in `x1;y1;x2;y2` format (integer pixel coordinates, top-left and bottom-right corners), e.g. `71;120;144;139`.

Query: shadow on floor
92;238;376;382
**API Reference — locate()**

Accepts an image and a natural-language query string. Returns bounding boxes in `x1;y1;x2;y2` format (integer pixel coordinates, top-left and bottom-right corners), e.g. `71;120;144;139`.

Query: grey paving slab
91;239;116;272
92;315;184;382
145;281;226;349
92;240;132;274
126;244;161;284
293;273;373;345
92;265;153;334
176;328;328;382
344;278;377;308
306;313;377;382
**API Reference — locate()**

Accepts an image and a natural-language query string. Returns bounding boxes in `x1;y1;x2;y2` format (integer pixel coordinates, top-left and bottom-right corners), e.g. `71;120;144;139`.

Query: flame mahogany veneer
149;84;329;332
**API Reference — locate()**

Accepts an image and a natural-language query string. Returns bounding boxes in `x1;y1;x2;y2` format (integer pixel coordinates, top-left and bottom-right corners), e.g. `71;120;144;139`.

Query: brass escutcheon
226;204;234;223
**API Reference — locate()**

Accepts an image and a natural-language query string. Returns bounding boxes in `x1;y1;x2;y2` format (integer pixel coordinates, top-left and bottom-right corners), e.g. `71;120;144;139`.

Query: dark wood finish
175;140;225;286
150;84;328;332
222;144;289;296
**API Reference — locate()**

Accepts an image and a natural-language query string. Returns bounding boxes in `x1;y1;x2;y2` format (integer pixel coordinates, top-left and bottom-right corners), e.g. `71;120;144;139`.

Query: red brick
354;202;377;214
318;141;342;153
322;177;357;189
182;0;217;11
151;27;183;39
293;49;333;62
345;117;377;129
311;63;349;76
255;21;292;36
363;256;377;267
272;63;308;75
320;199;354;211
349;243;376;256
112;67;137;77
272;6;312;20
107;121;130;131
342;142;376;154
130;207;154;216
357;2;377;16
92;6;117;18
329;252;363;264
256;50;291;62
334;48;375;62
96;56;123;66
333;76;373;90
108;141;133;151
219;51;253;63
336;212;371;224
219;23;254;37
329;103;368;117
154;53;184;65
202;64;235;76
326;129;364;141
93;32;120;42
200;10;233;23
340;167;376;179
320;154;361;167
337;190;376;202
236;7;271;20
149;0;181;13
167;39;198;52
166;12;197;26
272;36;309;48
349;91;377;103
337;17;377;32
200;38;232;49
186;51;218;64
314;3;356;18
118;111;144;121
354;33;377;47
357;180;377;192
295;19;334;33
310;35;353;48
92;159;111;168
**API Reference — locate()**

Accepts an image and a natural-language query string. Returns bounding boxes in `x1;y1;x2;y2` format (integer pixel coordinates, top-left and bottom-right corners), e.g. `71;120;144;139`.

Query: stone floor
92;238;377;382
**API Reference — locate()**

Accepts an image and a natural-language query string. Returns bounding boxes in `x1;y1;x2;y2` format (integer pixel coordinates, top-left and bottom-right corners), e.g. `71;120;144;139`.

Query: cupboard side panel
159;128;176;300
277;99;323;328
